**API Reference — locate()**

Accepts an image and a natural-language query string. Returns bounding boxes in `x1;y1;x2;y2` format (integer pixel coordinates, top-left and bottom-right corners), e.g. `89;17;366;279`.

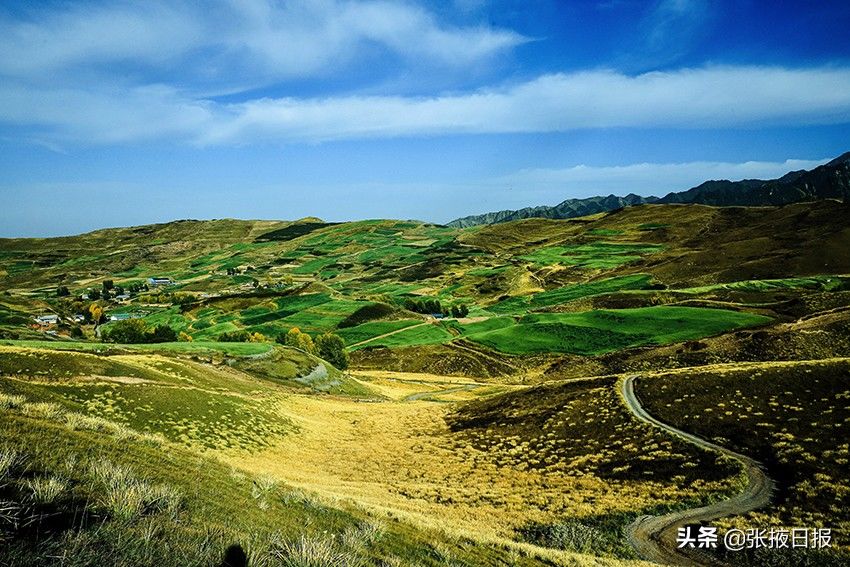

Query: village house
147;277;173;287
108;312;144;322
34;314;60;326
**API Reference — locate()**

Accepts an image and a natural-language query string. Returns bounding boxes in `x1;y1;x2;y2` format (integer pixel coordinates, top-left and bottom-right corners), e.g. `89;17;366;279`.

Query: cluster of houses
33;313;85;327
27;276;179;336
33;311;147;328
31;276;183;333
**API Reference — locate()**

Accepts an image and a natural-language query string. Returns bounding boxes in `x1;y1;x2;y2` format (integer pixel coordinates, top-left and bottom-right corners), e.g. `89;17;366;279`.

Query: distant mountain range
447;151;850;227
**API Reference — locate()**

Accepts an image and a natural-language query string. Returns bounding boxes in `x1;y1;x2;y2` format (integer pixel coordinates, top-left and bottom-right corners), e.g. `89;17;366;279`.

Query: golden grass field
219;369;738;555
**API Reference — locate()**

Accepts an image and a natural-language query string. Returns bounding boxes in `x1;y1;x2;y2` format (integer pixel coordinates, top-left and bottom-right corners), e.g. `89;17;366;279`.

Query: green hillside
3;201;850;565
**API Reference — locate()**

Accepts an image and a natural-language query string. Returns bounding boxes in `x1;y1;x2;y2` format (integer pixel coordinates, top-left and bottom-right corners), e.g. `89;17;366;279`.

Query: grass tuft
21;402;65;420
0;393;27;410
89;461;182;522
24;475;68;505
0;446;22;483
270;533;364;567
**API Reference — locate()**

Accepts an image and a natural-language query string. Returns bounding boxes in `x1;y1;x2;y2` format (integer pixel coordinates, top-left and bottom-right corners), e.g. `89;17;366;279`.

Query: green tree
219;330;251;342
315;333;349;370
283;327;316;354
102;280;114;291
56;286;70;297
104;319;148;343
148;324;177;343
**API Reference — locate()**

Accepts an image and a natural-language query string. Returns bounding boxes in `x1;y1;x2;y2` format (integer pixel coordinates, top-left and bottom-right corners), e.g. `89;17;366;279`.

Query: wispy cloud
0;0;525;88
201;66;850;144
626;0;713;69
3;65;850;145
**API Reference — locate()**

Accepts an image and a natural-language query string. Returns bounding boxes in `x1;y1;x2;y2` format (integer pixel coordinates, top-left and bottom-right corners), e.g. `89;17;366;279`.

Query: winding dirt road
618;375;775;566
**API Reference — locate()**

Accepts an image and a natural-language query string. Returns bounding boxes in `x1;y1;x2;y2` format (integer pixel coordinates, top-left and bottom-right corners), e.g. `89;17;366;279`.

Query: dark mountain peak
826;151;850;167
448;151;850;227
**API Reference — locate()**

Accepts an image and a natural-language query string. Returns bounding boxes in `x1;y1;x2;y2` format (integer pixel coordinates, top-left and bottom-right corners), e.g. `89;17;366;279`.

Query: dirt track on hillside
619;375;775;566
348;322;429;348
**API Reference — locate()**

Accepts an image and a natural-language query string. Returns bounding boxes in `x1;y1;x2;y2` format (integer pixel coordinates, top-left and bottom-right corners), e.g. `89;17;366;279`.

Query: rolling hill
2;199;850;565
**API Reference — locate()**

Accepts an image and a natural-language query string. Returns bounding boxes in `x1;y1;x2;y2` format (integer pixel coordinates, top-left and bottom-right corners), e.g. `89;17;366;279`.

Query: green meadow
465;306;771;355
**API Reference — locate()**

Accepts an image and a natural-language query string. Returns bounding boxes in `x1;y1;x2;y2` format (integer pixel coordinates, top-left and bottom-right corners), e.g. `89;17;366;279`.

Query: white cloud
2;64;850;145
200;66;850;144
0;0;524;85
0;82;213;143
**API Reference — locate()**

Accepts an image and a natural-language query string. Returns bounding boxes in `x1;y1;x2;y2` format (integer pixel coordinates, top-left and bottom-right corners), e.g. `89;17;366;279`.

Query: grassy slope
0;345;643;567
467;307;770;355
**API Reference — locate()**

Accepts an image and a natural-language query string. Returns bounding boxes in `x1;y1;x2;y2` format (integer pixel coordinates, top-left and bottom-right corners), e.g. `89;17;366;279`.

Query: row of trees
279;328;349;370
216;327;349;369
402;298;469;318
102;319;178;344
218;330;267;343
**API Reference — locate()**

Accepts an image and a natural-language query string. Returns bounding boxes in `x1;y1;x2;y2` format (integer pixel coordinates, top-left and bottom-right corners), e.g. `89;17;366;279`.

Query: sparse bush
341;520;384;550
518;520;605;554
0;499;22;527
280;488;315;507
64;412;117;433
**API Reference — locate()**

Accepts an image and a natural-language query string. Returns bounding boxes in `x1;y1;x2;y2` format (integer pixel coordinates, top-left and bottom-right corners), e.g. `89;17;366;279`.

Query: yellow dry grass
221;371;722;562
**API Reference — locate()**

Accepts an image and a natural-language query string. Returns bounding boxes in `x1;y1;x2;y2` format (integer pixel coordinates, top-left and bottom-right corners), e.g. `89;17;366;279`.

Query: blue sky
1;0;850;236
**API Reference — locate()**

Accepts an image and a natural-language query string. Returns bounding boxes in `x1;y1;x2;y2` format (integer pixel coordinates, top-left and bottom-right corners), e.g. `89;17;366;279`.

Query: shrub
148;324;177;343
315;333;349;370
104;319;180;343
